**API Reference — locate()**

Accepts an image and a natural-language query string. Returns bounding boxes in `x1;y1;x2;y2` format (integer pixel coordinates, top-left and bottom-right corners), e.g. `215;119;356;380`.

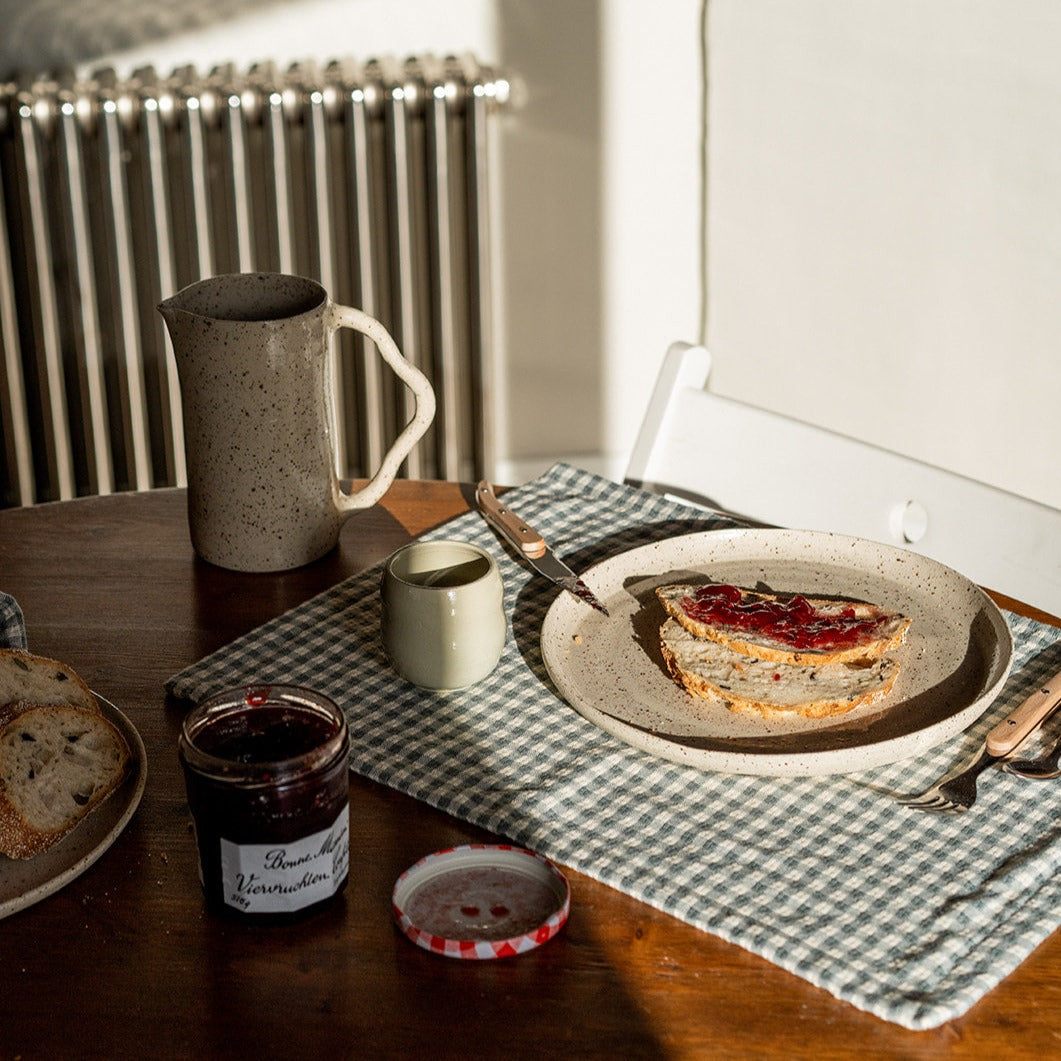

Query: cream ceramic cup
381;541;506;691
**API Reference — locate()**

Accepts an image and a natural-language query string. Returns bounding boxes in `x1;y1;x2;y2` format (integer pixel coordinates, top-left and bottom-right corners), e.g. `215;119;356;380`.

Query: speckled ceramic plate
540;529;1013;776
0;697;147;919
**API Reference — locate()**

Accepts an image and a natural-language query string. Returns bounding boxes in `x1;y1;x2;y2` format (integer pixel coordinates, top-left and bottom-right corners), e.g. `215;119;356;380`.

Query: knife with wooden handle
475;481;609;616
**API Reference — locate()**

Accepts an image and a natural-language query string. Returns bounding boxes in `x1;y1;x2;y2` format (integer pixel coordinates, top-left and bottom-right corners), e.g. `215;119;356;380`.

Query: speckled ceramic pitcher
159;272;436;572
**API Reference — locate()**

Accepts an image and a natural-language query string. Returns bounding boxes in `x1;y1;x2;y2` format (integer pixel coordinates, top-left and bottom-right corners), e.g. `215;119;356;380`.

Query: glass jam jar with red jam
178;685;350;922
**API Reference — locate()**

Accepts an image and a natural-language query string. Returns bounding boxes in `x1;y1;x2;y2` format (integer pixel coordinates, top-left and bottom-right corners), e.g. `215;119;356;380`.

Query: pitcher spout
157;291;185;319
157;291;198;364
157;281;211;343
157;294;187;331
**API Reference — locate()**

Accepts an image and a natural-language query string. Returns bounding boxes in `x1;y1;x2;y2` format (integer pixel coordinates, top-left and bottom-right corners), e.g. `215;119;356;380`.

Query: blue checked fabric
0;592;27;650
166;463;1061;1030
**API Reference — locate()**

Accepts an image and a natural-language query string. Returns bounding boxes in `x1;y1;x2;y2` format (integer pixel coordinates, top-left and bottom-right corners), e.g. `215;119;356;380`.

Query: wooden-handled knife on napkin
475;481;609;615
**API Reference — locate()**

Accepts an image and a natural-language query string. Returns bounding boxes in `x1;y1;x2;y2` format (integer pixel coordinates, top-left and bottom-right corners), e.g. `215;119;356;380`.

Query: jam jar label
218;804;350;914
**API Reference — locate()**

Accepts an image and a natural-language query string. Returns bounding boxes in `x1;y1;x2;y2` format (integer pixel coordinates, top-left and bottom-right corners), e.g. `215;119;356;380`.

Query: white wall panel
706;0;1061;507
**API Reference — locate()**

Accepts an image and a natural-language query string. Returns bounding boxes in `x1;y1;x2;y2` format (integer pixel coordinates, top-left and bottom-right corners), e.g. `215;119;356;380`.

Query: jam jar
178;685;350;922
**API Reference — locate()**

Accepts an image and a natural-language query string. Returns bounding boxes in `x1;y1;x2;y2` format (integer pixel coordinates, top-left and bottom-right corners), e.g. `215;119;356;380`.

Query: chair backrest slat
627;342;1061;618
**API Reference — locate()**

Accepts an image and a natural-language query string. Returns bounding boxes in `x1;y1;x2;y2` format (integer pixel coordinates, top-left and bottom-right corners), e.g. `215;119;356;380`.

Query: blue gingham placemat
166;463;1061;1030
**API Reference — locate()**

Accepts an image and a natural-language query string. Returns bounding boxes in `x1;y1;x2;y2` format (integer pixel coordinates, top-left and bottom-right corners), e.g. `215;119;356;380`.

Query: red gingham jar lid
392;844;570;959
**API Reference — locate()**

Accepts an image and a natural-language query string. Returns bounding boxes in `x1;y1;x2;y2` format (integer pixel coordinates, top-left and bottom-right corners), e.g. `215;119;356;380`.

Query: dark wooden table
1;482;1059;1060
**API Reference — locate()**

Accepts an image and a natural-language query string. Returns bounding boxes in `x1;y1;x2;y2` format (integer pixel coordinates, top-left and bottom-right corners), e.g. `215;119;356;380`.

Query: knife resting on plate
475;481;609;616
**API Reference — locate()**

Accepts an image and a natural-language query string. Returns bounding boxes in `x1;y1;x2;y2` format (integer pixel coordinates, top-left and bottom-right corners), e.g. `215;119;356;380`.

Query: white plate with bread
0;650;147;918
540;528;1013;776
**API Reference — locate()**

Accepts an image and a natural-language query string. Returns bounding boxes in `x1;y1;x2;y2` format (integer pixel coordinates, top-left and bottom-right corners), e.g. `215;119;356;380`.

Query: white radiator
0;55;508;506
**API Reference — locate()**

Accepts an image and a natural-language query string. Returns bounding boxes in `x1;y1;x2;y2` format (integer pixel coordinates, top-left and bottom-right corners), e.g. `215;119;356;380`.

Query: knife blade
475;481;609;616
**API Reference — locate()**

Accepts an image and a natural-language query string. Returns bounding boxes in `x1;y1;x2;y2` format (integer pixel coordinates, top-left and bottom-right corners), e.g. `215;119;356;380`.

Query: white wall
495;0;703;483
86;0;498;80
706;0;1061;509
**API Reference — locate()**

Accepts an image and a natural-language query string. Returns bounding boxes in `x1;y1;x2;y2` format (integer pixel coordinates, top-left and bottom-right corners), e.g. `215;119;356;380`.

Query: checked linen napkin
0;592;27;650
167;463;1061;1030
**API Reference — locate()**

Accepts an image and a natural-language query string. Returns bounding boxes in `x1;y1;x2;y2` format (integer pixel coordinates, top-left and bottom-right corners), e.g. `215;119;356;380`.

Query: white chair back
626;342;1061;618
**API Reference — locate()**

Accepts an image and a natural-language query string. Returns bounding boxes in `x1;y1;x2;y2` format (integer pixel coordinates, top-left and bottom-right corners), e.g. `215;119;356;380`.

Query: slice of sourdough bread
659;618;900;719
0;702;129;859
0;649;98;713
656;583;910;667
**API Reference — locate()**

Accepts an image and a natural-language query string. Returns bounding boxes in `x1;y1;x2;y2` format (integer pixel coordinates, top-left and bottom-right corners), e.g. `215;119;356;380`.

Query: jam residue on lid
680;584;890;651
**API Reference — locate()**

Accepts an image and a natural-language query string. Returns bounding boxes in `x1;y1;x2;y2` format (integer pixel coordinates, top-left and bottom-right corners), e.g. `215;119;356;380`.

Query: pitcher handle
327;304;436;511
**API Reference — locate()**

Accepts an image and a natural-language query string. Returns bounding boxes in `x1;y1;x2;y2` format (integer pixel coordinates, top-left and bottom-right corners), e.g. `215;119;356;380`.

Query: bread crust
0;702;129;859
655;583;910;666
